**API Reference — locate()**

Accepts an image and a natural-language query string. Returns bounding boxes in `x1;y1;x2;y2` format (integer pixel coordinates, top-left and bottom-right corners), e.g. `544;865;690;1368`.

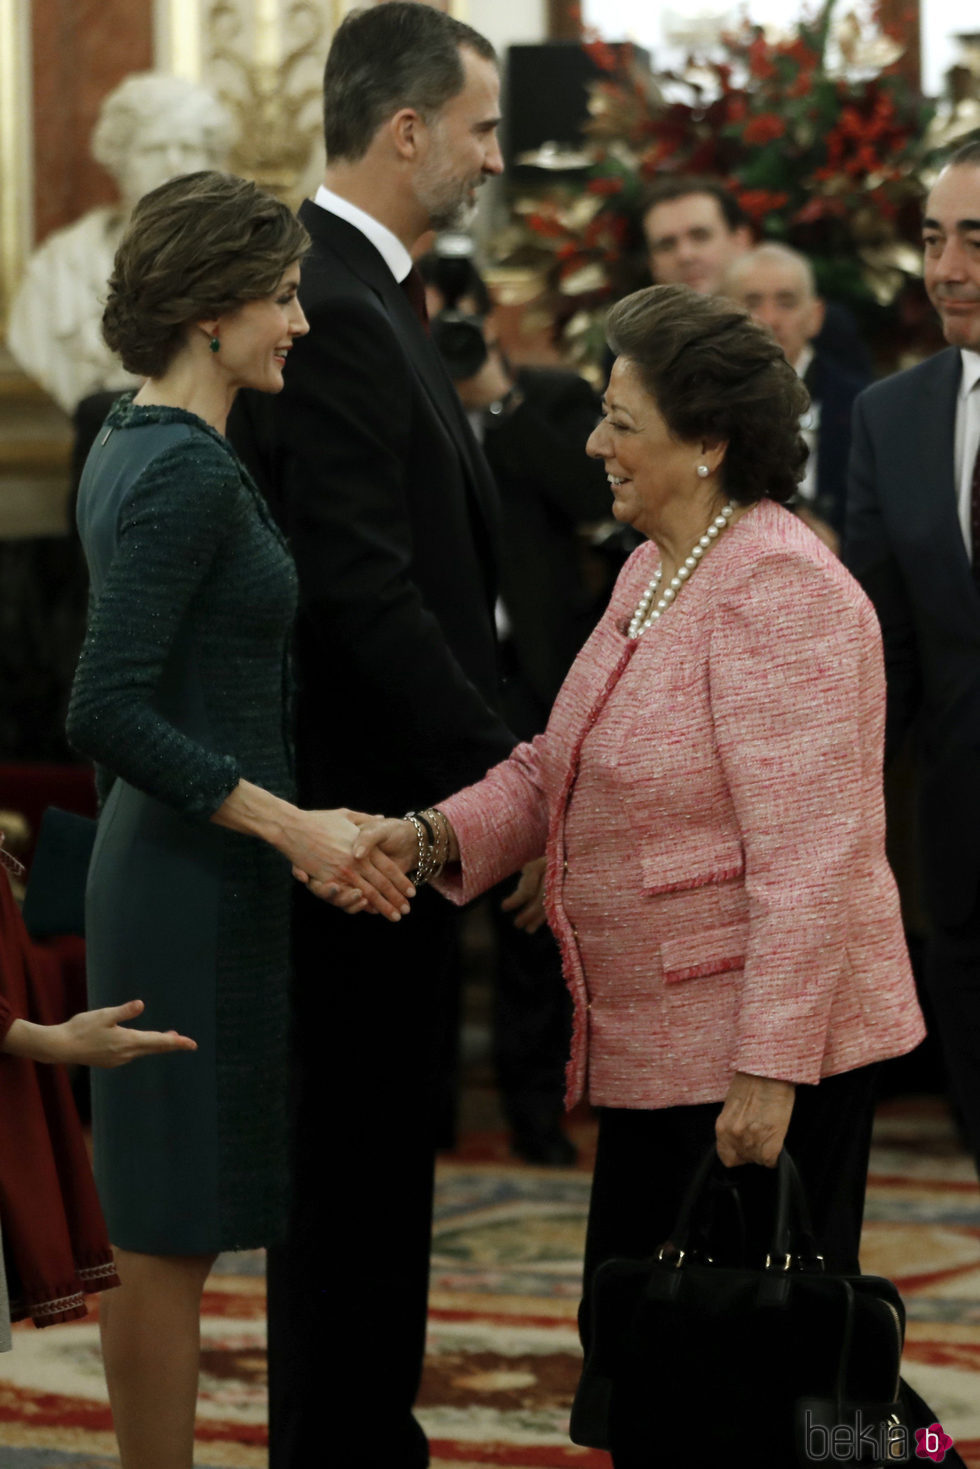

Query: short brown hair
323;2;496;163
640;176;750;235
606;284;809;505
103;171;310;379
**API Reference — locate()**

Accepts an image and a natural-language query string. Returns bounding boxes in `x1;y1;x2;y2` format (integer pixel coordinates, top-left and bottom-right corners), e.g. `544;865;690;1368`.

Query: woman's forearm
2;1017;62;1063
212;781;414;920
210;778;304;854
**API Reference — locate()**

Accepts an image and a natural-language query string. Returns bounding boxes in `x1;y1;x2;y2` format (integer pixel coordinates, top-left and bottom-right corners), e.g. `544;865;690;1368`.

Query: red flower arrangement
514;0;938;363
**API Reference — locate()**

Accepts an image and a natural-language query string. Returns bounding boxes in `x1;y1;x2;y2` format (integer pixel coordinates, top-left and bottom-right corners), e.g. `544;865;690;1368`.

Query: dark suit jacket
845;346;980;927
484;367;610;729
804;351;868;535
230;202;514;815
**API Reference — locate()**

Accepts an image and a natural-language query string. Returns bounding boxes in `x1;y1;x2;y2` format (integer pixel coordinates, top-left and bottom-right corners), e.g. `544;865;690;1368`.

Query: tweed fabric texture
437;499;924;1110
68;397;297;1252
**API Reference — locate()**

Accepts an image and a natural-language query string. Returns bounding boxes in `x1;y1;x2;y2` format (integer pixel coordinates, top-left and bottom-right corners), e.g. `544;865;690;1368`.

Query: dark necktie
401;265;429;331
970;401;980;587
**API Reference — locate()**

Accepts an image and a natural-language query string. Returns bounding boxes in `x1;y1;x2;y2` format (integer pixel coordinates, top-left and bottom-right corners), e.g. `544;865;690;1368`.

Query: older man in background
726;241;869;547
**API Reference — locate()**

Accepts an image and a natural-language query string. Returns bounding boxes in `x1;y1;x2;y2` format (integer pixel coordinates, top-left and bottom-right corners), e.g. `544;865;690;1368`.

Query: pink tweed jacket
436;499;925;1110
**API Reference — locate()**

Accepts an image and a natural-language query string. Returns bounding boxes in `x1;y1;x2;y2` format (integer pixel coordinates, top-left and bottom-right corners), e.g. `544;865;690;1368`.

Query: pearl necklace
627;502;736;638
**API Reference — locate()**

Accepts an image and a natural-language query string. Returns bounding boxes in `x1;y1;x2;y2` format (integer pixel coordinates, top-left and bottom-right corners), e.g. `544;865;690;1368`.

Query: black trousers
583;1069;877;1469
580;1067;965;1469
926;919;980;1178
489;883;572;1132
266;884;457;1469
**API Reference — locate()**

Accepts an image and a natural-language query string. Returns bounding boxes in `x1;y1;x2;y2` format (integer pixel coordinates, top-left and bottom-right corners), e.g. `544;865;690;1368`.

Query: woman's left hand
715;1071;795;1168
2;1000;197;1068
499;856;547;933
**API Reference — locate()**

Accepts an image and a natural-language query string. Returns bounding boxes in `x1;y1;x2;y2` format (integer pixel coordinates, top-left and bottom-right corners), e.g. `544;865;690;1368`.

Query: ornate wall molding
0;0;32;327
156;0;354;202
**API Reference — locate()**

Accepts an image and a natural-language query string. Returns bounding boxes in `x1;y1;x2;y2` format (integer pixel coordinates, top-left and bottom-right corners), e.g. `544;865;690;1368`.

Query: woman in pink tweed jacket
346;285;924;1357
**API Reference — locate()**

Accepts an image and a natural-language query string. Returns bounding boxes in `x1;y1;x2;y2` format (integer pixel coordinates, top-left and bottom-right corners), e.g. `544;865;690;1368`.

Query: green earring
209;336;220;353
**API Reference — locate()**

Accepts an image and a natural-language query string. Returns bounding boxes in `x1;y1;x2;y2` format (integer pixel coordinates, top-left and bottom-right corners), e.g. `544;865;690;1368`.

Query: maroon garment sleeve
0;869;119;1325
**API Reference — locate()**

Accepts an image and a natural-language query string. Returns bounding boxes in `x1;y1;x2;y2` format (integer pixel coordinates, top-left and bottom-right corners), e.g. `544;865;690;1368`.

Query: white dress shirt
313;184;413;285
955;348;980;556
794;344;819;504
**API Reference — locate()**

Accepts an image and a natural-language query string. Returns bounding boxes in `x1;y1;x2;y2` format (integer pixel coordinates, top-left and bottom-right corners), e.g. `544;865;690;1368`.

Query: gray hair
91;73;234;178
725;242;818;300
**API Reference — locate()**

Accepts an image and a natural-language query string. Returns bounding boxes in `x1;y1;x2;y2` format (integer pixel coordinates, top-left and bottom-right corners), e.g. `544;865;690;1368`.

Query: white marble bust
6;73;234;415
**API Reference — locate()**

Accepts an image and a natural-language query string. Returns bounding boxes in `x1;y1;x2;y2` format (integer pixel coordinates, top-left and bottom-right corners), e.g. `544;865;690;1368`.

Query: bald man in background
726;242;869;548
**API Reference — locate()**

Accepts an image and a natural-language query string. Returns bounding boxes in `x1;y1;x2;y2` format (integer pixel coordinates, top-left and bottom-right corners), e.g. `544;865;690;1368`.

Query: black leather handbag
570;1147;906;1467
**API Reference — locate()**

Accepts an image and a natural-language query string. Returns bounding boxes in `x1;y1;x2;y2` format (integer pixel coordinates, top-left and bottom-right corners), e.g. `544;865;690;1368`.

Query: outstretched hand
289;809;415;919
2;999;197;1068
715;1071;795;1168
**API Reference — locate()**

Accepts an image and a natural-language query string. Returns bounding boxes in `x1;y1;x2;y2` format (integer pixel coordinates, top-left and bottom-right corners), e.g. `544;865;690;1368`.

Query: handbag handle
661;1146;822;1271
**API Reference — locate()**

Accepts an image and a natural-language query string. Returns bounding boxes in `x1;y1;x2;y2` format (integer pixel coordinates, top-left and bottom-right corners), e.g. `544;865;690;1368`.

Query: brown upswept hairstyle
605;284;810;505
102;171;310;379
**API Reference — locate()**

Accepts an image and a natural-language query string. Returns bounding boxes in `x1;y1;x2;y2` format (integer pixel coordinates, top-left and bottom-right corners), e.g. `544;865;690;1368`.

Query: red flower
737;188;790;221
746;35;776;80
743;113;786;144
526;213;566;240
783;36;818;68
587;176;624;196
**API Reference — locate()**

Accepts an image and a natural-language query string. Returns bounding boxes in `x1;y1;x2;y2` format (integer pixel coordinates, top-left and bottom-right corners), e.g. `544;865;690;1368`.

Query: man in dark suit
229;7;514;1466
726;241;869;547
419;246;612;1159
845;140;980;1181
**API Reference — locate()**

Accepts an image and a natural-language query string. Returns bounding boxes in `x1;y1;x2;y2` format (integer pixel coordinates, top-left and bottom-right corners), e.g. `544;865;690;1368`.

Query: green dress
67;397;297;1254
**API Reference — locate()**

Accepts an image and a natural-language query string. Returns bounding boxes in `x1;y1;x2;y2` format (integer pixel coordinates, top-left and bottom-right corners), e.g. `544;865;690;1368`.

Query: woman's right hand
351;817;419;874
286;808;415;920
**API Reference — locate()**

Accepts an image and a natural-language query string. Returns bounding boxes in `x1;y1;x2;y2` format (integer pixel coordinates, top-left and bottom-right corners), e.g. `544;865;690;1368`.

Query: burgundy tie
401;265;429;331
971;430;980;587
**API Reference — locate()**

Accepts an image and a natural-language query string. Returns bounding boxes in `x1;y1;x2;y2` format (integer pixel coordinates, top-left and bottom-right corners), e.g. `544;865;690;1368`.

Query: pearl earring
209;337;220;354
696;464;710;478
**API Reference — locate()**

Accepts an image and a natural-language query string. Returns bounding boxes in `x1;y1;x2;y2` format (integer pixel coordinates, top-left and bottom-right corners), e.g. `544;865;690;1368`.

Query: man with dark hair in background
230;6;514;1466
640;175;754;297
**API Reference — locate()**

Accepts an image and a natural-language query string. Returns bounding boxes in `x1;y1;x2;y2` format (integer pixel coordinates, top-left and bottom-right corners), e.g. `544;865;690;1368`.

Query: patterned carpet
0;1096;977;1468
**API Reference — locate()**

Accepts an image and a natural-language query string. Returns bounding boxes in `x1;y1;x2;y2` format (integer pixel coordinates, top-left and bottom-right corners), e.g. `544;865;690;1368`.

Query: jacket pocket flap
640;841;744;897
661;923;747;984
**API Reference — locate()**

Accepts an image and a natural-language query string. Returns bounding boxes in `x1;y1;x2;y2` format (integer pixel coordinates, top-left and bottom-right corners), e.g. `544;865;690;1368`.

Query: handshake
285;807;439;923
284;806;549;933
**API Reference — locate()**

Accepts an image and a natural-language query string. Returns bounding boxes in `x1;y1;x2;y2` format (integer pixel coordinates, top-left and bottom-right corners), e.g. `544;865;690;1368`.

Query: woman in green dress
67;171;413;1469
